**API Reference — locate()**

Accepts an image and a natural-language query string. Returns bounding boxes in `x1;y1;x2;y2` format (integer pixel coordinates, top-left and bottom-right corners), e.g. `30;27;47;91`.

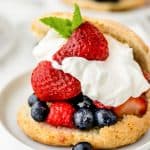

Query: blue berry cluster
72;93;117;130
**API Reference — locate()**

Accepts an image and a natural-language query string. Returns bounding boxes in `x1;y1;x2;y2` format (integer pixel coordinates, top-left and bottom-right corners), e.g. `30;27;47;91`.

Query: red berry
113;97;147;117
31;61;81;101
93;100;113;110
53;21;109;64
46;102;75;128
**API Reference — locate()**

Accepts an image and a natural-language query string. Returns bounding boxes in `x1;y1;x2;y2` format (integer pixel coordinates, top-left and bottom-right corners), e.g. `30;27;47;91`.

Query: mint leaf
72;4;82;30
40;4;82;38
40;17;72;38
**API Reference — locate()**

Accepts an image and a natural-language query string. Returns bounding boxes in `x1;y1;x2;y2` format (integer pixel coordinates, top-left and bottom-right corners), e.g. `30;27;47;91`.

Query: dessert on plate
63;0;145;11
17;4;150;150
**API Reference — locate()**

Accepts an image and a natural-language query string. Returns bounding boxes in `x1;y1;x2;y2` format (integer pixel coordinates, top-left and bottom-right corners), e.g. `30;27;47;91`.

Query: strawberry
46;102;75;128
93;100;113;110
53;21;109;64
31;61;81;101
113;97;147;117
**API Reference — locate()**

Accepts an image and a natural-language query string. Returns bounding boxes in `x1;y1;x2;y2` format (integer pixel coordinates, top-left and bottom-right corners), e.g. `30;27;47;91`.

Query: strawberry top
40;4;109;64
53;21;109;64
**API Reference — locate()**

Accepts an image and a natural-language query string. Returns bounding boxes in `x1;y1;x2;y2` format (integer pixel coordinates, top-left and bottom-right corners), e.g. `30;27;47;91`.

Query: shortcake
18;5;150;150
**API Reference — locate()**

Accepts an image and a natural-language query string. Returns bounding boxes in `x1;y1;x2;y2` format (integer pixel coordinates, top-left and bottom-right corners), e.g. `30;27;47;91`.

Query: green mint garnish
40;17;72;38
40;4;83;38
72;4;82;30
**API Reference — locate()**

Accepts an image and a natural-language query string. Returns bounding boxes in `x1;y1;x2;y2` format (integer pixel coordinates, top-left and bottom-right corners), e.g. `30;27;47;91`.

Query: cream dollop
33;30;150;106
33;29;67;62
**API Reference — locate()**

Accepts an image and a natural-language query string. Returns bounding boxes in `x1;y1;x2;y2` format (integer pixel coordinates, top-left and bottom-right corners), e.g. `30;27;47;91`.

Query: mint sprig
40;4;83;38
72;4;82;30
40;17;72;38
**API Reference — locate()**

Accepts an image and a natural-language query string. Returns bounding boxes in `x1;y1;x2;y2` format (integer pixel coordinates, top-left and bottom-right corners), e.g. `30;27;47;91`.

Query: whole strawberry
46;102;75;128
53;21;109;64
31;61;81;101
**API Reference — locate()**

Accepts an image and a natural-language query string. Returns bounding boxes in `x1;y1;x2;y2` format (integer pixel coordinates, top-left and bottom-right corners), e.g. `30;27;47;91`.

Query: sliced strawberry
31;61;81;101
93;100;113;110
113;97;147;117
53;21;109;64
46;102;75;128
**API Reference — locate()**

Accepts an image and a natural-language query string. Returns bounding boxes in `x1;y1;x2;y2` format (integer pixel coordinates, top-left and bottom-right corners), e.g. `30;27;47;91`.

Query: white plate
0;72;150;150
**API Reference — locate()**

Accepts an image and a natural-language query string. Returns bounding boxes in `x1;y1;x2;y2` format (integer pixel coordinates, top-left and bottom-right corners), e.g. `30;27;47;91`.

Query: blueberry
72;142;92;150
31;101;49;122
74;108;94;130
76;96;94;109
94;109;117;127
71;94;94;110
28;93;39;107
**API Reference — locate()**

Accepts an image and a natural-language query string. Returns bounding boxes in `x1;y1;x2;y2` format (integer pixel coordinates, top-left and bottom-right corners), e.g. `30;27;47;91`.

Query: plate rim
0;71;33;150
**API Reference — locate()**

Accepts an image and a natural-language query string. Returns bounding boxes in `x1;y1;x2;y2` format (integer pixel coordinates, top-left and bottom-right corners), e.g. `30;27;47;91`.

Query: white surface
0;72;150;150
0;0;150;149
0;16;16;60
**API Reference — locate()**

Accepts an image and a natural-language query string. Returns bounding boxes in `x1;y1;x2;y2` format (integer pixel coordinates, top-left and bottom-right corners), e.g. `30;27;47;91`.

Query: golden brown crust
18;96;150;149
31;12;150;72
63;0;145;11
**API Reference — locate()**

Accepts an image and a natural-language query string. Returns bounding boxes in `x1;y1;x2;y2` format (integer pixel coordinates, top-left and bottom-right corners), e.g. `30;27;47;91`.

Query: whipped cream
33;30;150;106
33;29;67;62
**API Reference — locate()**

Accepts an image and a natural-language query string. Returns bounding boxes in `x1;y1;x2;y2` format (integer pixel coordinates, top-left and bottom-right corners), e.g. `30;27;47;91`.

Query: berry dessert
63;0;145;11
18;4;150;149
